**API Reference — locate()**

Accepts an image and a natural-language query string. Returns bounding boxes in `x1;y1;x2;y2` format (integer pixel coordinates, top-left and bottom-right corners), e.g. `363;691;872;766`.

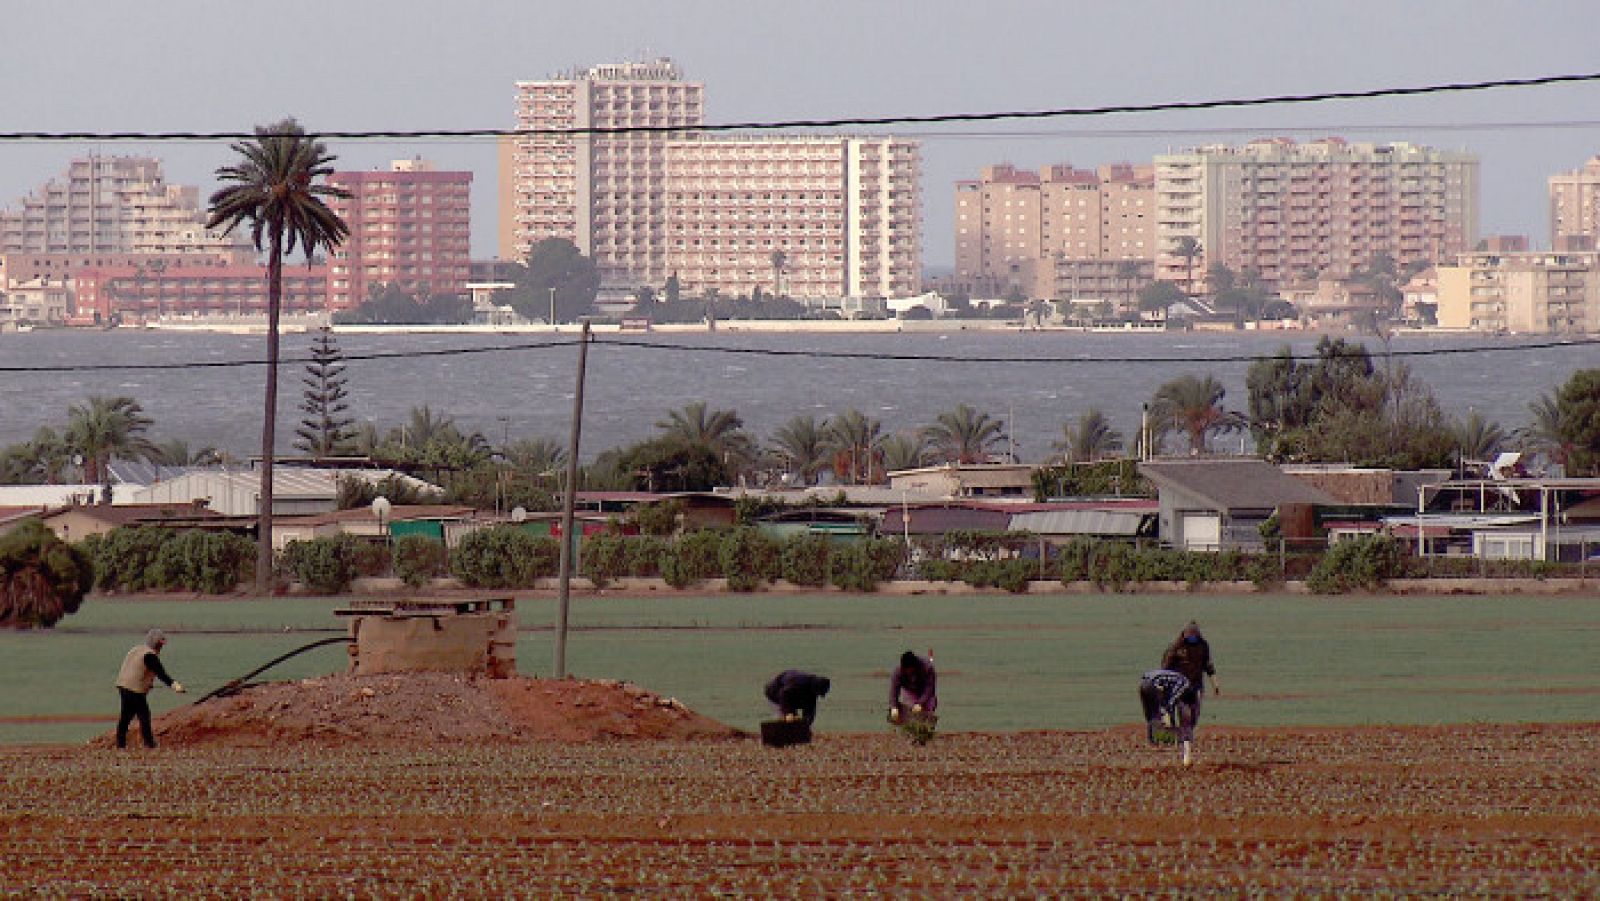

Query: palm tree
1054;408;1124;463
769;249;787;297
878;432;929;474
1173;236;1202;294
1148;374;1245;455
207;118;350;592
923;404;1007;464
768;414;831;486
1453;410;1507;463
823;408;884;485
1515;391;1570;466
151;439;223;467
1114;259;1143;315
656;402;750;458
65;396;159;484
507;437;567;477
1;427;72;484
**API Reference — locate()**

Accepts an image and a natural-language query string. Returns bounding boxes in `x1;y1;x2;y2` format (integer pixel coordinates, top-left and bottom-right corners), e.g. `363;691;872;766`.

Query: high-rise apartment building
1549;156;1600;246
954;163;1154;298
1154;139;1479;288
0;156;254;258
501;58;923;298
1436;248;1600;334
663;136;921;298
326;158;472;310
501;58;705;286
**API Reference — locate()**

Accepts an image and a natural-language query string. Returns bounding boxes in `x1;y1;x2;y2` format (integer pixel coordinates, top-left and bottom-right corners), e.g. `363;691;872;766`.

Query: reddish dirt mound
90;673;742;748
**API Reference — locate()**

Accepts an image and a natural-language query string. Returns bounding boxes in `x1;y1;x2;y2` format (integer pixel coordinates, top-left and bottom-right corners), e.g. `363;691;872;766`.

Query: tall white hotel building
500;58;921;298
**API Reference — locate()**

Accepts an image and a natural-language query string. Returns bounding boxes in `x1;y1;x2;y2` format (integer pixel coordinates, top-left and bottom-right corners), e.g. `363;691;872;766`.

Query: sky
2;1;1599;269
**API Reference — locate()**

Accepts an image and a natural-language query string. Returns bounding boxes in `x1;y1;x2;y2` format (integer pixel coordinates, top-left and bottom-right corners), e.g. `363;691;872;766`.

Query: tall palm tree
507;437;567;476
769;249;787;297
1114;259;1143;315
151;439;224;467
878;432;929;474
1453;410;1507;463
2;427;72;484
923;404;1007;464
1173;236;1202;294
1148;374;1245;455
823;409;884;485
65;396;159;484
1515;391;1570;466
768;414;831;486
656;402;749;457
207;119;349;592
1054;408;1124;463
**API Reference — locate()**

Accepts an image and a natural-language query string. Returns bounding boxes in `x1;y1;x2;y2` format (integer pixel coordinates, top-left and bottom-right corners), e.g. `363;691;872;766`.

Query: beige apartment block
327;158;472;309
1436;250;1600;334
955;163;1154;297
663;136;921;298
501;58;705;286
0;156;254;257
1549;156;1600;246
1155;139;1479;289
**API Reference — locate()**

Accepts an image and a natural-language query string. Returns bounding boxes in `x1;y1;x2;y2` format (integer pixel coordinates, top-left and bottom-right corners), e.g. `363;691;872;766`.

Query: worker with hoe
1159;621;1220;766
763;670;831;726
115;628;185;749
888;650;937;724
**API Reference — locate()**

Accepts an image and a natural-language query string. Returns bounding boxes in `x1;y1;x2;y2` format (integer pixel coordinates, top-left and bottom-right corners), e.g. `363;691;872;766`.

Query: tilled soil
9;722;1600;893
86;672;742;748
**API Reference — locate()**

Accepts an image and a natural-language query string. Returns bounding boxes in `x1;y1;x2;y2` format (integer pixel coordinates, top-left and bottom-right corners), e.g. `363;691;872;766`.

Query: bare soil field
4;677;1598;894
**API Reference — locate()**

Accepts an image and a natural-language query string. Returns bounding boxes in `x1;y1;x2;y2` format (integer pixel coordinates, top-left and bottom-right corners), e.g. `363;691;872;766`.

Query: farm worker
763;670;831;726
1160;621;1219;766
888;650;937;723
114;628;185;749
1138;668;1193;746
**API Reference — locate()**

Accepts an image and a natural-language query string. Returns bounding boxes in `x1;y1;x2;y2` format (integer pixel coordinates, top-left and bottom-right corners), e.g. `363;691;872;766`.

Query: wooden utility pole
553;320;591;678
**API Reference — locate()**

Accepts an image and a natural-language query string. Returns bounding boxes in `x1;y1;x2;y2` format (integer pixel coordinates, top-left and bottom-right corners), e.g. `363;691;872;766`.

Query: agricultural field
4;726;1599;893
3;592;1599;892
5;592;1598;742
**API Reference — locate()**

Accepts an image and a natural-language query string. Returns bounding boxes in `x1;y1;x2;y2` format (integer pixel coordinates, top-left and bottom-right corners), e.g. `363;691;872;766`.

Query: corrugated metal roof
1008;509;1150;536
1140;459;1337;510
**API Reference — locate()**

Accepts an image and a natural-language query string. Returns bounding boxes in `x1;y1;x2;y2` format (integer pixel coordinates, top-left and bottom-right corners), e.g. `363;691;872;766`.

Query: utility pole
548;286;557;328
553;320;591;678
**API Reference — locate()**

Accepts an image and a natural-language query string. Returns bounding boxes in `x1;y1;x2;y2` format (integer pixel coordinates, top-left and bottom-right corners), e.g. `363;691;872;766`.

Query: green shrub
281;535;365;594
829;539;904;592
626;537;667;577
1;521;94;627
1056;537;1098;584
993;558;1035;594
580;534;631;588
634;500;683;537
393;536;449;588
781;534;833;587
89;526;173;592
450;526;559;589
659;529;725;588
1307;535;1406;594
150;530;254;594
1088;541;1139;591
719;528;781;592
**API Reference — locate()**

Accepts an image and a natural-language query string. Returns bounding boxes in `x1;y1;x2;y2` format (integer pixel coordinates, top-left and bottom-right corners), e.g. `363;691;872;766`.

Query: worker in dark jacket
764;670;831;726
1160;621;1219;766
1138;668;1192;746
115;629;185;749
888;650;937;723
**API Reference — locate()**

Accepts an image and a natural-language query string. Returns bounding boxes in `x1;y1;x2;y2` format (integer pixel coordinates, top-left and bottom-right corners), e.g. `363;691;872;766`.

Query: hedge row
81;526;254;595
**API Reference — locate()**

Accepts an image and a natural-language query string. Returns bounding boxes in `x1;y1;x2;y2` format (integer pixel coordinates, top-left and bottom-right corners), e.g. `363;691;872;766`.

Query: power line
2;72;1598;143
2;332;1596;374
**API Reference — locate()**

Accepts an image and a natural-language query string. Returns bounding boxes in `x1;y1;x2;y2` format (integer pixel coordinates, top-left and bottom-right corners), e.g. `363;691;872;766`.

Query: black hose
192;636;353;706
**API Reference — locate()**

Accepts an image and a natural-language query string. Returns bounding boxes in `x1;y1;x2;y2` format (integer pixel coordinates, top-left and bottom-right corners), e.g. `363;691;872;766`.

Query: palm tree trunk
256;230;282;593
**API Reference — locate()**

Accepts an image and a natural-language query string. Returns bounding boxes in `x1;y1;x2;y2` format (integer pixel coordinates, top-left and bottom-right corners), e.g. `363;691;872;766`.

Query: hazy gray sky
3;1;1598;267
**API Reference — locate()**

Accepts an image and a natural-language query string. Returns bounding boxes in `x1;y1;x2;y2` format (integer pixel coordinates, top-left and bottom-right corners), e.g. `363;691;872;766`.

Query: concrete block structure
1548;156;1600;247
341;598;517;678
1436;248;1600;333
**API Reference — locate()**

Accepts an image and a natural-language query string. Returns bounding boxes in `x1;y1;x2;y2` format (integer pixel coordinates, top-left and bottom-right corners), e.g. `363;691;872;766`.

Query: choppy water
0;329;1594;462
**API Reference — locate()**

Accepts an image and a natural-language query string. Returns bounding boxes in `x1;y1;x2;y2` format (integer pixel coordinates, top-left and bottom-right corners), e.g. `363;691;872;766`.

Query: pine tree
294;327;355;456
